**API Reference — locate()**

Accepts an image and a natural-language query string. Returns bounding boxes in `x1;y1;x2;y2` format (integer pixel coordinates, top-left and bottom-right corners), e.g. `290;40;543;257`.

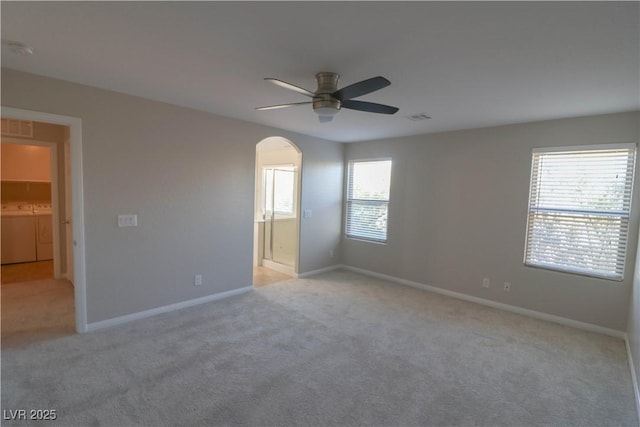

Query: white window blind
524;144;636;281
346;159;392;243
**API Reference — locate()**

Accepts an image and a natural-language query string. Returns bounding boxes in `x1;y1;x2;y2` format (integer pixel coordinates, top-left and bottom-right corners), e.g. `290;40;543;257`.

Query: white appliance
1;203;36;264
33;203;53;261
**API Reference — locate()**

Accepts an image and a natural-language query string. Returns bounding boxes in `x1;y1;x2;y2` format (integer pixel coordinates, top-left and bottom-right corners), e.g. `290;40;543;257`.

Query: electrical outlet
482;278;490;288
503;282;511;292
329;249;334;258
194;275;202;286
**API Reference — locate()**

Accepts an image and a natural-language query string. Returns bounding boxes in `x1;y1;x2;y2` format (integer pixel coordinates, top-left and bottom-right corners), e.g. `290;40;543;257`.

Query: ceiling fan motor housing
313;72;341;115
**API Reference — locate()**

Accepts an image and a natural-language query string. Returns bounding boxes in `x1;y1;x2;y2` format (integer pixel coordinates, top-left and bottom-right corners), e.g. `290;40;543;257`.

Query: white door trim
1;106;88;333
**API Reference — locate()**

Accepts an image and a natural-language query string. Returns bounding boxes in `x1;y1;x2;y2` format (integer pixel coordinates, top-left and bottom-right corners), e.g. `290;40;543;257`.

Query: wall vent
1;119;34;137
405;113;431;121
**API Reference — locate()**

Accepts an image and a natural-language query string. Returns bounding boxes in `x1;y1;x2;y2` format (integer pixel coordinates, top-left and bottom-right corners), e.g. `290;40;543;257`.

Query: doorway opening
1;125;74;346
253;137;302;287
0;108;86;342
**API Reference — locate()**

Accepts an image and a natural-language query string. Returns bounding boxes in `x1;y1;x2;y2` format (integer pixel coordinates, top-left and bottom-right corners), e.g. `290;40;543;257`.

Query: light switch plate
118;214;138;227
303;209;313;218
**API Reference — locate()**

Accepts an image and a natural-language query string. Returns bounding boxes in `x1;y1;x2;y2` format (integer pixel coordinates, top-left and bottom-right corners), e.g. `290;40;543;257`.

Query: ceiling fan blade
256;101;312;111
318;115;333;123
332;76;391;101
342;100;399;115
265;78;315;97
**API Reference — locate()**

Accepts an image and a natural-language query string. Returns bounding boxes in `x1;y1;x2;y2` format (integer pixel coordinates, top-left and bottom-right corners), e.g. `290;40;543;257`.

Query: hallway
1;260;53;284
253;266;293;287
1;278;75;347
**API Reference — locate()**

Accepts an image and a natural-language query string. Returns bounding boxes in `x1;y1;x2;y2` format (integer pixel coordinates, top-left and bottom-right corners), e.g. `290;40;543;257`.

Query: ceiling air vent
405;113;431;121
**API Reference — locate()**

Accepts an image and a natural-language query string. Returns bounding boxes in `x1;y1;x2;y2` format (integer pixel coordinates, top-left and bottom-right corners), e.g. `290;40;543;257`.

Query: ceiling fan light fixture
315;107;339;116
313;95;341;116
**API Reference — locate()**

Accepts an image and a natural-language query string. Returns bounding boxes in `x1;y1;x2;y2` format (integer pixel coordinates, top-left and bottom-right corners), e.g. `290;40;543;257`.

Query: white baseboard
342;265;625;339
625;333;640;424
86;286;253;332
297;264;344;278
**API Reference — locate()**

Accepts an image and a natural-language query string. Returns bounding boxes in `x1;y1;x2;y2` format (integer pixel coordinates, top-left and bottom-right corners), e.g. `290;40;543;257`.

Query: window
346;159;392;243
524;144;636;281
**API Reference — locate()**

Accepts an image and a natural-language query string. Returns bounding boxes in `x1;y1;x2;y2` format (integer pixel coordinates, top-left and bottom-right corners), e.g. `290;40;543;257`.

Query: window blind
346;159;392;243
524;144;636;281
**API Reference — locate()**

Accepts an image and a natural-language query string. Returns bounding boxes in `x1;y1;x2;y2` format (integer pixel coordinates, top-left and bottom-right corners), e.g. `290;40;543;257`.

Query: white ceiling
1;2;638;143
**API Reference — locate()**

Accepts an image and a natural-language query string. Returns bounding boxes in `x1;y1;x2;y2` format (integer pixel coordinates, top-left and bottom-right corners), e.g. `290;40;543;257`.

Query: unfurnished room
1;2;639;426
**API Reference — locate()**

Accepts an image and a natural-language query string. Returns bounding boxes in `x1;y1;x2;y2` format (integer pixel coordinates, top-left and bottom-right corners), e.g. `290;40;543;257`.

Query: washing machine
34;203;53;261
1;203;37;264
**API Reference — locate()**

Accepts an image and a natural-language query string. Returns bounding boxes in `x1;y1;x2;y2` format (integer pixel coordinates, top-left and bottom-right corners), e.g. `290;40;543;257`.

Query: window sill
345;236;388;245
523;262;623;282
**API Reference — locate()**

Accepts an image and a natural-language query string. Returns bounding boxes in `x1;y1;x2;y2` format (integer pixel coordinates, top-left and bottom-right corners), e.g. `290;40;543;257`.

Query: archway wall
288;135;344;273
254;135;343;274
1;69;343;327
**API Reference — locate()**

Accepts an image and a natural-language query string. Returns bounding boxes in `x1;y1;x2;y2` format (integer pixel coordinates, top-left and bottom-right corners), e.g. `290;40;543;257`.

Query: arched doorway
253;137;302;286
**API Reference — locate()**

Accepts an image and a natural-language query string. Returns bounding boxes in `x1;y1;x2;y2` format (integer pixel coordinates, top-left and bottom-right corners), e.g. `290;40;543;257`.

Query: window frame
345;158;392;244
523;143;637;281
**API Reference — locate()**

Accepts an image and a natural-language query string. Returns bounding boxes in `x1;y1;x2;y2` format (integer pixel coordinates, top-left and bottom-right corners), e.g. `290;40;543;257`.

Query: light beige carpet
1;269;637;426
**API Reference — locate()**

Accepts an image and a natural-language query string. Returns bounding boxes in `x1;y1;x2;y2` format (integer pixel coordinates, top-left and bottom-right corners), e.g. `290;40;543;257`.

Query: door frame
1;106;88;333
261;164;298;275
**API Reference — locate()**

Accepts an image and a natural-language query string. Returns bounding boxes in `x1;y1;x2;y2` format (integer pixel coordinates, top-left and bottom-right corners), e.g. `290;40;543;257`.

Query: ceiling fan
256;72;399;123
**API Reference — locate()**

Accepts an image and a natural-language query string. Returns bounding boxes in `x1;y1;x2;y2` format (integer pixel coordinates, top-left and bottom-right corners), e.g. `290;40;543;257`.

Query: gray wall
297;138;344;270
1;69;343;324
344;112;640;331
630;230;640;404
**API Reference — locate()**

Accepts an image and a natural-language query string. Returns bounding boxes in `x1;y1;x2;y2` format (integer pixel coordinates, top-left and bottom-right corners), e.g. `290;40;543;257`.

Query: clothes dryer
34;203;53;261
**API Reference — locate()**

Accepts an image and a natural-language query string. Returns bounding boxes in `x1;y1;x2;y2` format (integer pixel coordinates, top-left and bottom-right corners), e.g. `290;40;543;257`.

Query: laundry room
1;118;70;284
